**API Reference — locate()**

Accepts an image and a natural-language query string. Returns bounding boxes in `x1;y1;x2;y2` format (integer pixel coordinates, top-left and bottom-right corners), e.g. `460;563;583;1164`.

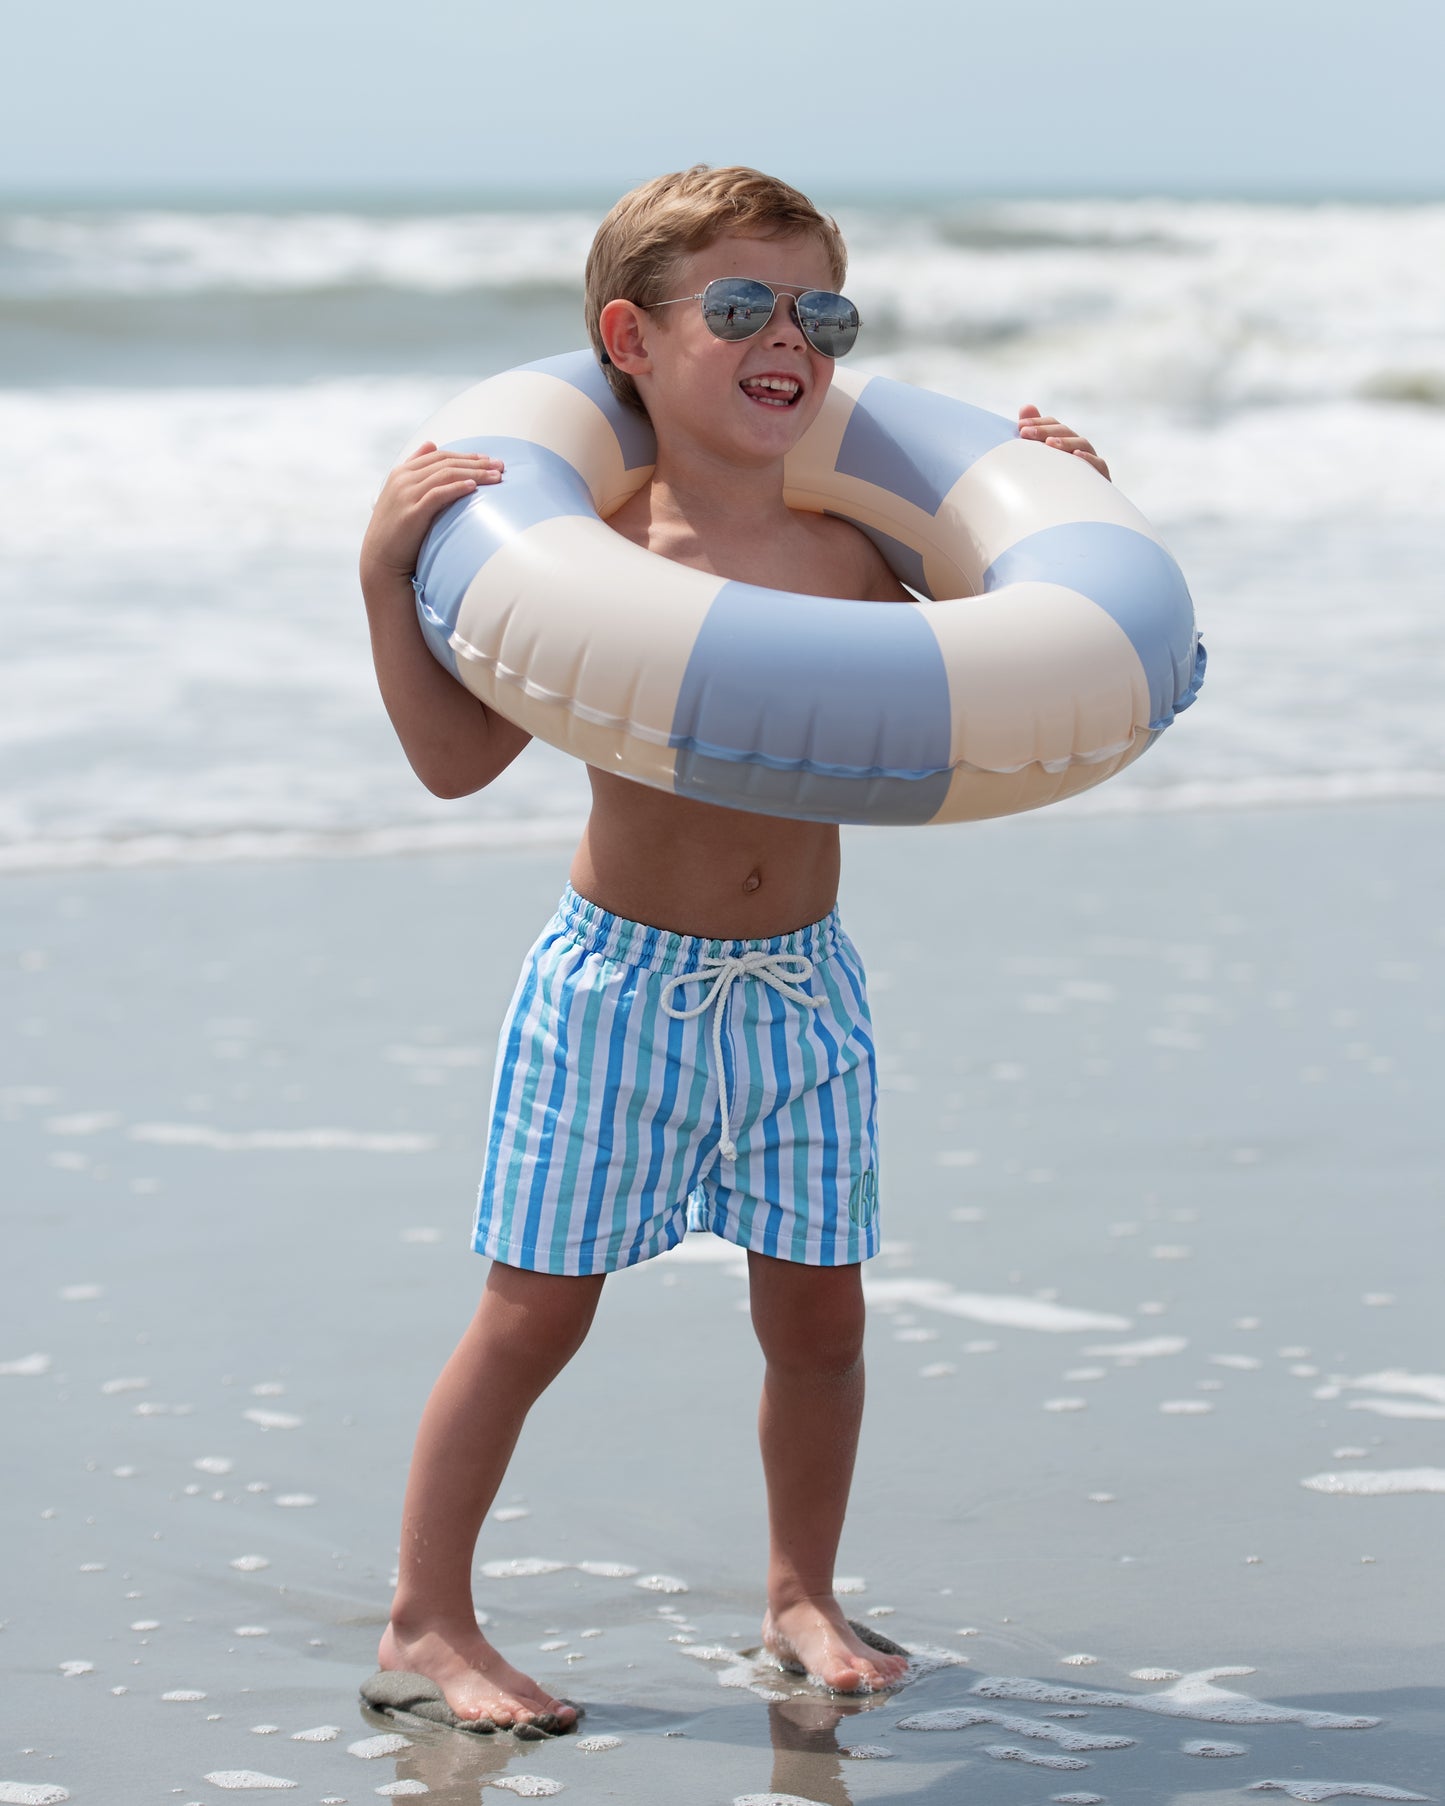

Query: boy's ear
599;299;652;377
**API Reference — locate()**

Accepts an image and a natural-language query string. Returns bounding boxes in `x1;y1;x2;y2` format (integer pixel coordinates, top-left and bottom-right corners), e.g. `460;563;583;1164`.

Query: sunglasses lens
699;278;779;341
796;291;860;358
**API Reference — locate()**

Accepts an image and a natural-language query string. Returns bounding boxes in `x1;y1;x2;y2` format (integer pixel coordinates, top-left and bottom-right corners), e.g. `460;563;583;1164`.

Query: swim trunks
473;885;880;1275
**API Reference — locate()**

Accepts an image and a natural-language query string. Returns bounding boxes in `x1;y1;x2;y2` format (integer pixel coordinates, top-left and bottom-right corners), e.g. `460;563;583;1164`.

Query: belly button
742;869;762;893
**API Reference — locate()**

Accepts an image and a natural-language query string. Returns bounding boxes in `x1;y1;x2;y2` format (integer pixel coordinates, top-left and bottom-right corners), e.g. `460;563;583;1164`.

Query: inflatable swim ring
407;351;1204;824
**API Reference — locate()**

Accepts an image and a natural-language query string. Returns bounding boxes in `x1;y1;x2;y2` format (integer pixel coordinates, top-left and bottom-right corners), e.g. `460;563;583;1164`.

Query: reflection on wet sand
756;1688;897;1805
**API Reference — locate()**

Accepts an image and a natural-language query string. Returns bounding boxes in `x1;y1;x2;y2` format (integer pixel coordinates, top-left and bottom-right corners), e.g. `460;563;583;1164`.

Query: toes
471;1690;578;1738
862;1656;909;1689
513;1708;571;1741
503;1703;550;1736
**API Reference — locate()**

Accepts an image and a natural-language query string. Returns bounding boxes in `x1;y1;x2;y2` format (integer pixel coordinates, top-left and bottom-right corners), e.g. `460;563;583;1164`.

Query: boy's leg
381;1259;605;1728
747;1251;909;1692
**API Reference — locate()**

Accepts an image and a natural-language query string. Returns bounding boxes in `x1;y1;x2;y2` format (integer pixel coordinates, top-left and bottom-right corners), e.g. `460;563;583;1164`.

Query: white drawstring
659;949;822;1172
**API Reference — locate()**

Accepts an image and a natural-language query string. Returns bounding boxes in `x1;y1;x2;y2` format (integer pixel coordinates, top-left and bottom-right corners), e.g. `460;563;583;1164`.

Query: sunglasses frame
646;276;861;359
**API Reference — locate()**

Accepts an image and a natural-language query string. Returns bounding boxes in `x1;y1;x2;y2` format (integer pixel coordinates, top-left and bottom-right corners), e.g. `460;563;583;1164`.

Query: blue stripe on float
825;513;933;598
411;436;594;670
834;376;1015;516
669;580;954;824
520;350;658;472
1177;635;1207;713
982;522;1200;730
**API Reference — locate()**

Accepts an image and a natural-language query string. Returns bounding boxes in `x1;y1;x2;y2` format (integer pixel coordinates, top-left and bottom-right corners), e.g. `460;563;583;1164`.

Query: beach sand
3;802;1443;1804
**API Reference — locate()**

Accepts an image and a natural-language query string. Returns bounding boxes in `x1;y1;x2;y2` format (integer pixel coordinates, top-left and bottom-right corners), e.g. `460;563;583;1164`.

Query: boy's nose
766;295;806;347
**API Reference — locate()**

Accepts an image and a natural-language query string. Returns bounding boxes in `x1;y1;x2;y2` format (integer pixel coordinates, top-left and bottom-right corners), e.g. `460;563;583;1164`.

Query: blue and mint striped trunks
473;885;881;1275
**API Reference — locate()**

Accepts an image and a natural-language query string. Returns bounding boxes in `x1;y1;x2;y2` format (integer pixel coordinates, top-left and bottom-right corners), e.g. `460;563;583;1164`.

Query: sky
2;0;1443;200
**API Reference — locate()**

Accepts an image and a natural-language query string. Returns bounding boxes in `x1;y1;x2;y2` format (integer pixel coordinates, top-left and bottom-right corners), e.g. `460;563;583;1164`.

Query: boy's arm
361;443;532;799
1018;404;1110;480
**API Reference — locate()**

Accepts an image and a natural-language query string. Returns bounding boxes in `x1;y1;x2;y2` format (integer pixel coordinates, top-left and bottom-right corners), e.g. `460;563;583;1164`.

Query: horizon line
3;180;1444;210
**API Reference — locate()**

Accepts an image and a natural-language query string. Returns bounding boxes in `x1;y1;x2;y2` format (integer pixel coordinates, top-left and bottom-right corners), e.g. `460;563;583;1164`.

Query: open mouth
738;375;803;408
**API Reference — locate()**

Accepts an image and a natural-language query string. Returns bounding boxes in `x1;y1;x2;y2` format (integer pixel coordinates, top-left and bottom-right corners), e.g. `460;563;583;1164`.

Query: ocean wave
0;287;582;387
0;206;600;297
4;380;1442;580
4;200;1443;416
4;773;1443;875
12;196;1439;298
0;815;586;873
4;201;1441;419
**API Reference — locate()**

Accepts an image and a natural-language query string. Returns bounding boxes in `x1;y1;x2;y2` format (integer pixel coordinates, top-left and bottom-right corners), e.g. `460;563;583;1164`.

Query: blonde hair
584;165;848;412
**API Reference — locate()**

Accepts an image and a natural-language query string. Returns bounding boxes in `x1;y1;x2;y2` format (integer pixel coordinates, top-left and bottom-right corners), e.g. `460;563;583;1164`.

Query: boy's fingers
400;462;502;499
431;458;504;478
420;478;481;504
403;476;485;508
404;445;504;476
416;456;502;478
1020;420;1109;476
425;468;501;491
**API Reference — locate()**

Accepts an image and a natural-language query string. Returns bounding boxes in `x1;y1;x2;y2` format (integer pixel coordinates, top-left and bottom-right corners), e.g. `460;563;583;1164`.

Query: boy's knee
481;1263;605;1364
750;1259;865;1375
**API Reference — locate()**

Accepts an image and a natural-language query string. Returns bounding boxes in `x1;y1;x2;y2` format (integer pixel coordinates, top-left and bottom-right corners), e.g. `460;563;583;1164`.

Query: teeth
743;376;799;395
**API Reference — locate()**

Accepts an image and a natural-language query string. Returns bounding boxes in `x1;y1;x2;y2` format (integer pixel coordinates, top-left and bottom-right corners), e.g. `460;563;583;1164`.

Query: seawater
3;194;1444;869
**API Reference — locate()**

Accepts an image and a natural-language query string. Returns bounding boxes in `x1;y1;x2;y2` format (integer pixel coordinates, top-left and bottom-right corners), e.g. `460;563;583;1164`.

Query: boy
359;166;1109;1734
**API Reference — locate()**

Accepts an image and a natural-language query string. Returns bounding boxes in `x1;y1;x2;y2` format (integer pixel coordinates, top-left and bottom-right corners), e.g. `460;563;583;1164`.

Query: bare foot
761;1596;911;1694
378;1618;578;1731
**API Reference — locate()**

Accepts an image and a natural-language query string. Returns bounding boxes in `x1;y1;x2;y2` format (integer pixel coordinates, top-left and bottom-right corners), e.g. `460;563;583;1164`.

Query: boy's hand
360;442;504;583
1017;405;1110;481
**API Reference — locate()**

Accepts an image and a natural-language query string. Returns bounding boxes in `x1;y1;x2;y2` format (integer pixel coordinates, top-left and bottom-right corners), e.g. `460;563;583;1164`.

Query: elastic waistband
556;884;844;976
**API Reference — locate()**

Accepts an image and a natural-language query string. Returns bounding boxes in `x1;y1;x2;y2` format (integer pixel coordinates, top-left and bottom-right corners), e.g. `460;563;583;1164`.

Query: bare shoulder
799;510;912;602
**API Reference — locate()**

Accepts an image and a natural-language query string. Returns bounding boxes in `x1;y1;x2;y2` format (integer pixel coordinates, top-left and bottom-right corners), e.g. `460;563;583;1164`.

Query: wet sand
3;802;1443;1805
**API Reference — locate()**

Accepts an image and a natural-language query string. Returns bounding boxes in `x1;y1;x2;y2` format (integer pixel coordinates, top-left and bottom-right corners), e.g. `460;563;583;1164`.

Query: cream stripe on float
450;513;721;785
922;583;1153;775
931;736;1152;825
936;436;1174;580
404;369;654;520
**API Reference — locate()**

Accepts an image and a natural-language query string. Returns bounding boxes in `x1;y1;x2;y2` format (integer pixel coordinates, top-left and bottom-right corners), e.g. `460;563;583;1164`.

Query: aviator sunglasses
648;276;861;359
